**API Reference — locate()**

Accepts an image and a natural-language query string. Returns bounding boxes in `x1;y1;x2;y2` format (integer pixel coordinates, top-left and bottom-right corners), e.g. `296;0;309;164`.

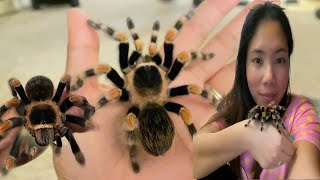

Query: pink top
215;95;320;179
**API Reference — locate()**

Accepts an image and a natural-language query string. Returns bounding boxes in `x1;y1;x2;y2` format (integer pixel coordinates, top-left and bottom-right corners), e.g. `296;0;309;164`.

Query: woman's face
246;20;290;106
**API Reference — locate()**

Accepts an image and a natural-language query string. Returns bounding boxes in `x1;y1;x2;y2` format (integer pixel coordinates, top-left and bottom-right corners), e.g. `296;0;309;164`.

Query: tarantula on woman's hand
245;101;286;133
0;74;95;175
70;11;219;173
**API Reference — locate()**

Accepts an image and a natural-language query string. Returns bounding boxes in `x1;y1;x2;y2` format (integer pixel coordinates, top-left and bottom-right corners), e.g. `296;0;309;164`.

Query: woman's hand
243;119;295;169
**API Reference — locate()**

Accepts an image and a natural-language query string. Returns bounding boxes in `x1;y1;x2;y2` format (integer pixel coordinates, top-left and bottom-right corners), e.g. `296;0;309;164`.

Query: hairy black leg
60;95;95;119
64;129;85;165
124;106;140;173
87;19;131;73
71;64;125;90
52;74;71;103
1;131;24;175
65;115;87;128
166;51;214;81
168;84;222;106
148;20;162;65
0;98;21;117
163;11;194;70
8;78;31;105
53;136;62;155
126;17;143;67
164;102;196;136
95;88;130;109
0;117;25;140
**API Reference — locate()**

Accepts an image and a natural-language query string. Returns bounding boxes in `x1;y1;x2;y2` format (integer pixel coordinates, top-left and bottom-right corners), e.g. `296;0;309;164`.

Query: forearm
193;120;249;179
287;141;320;179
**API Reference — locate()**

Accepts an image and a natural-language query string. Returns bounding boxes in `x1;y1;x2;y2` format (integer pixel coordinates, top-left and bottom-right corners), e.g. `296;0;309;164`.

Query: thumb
65;8;100;78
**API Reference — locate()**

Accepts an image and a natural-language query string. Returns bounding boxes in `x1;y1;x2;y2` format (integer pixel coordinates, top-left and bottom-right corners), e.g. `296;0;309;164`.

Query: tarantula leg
87;19;131;73
65;115;87;128
8;78;31;104
124;106;140;173
166;51;214;81
53;136;62;155
60;95;95;119
0;98;21;117
1;131;24;176
148;20;162;65
126;17;143;67
168;84;222;106
260;118;264;131
64;129;85;165
95;88;130;109
52;74;71;103
164;102;196;137
163;11;194;70
0;117;25;140
244;119;253;127
71;64;125;91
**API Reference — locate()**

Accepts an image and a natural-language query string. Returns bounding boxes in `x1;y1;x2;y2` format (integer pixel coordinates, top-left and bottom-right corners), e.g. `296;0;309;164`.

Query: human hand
243;119;295;169
53;0;268;179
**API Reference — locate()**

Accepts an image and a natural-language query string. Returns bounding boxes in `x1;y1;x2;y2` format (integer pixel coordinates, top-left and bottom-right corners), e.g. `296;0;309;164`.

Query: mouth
260;93;277;103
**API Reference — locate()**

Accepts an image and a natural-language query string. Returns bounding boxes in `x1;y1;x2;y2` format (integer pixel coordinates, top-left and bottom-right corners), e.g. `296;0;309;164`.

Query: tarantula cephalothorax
70;11;219;173
0;75;95;174
245;101;286;133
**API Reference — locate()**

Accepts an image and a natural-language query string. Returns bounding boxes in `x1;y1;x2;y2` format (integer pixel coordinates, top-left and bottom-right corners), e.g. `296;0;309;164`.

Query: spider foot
132;162;140;173
75;152;85;165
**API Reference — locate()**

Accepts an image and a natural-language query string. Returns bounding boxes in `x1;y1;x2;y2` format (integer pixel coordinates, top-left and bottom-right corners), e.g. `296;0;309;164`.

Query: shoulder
286;94;317;116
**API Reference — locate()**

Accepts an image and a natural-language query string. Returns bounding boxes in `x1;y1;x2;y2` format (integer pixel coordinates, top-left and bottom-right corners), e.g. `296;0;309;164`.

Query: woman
0;0;258;179
193;2;320;180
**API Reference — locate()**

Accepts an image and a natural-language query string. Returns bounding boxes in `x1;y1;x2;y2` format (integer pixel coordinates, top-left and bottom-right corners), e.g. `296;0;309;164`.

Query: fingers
173;0;240;53
206;60;236;95
188;0;281;84
66;8;100;79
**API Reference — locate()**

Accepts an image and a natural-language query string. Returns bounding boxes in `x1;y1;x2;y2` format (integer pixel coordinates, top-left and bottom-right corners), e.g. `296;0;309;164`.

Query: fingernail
289;134;295;141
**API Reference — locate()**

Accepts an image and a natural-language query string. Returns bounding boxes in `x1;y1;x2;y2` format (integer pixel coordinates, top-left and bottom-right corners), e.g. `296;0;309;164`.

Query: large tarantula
245;101;286;133
71;11;218;173
0;75;95;175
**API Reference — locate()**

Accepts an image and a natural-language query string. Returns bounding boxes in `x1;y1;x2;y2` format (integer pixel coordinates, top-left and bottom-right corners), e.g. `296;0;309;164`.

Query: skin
55;1;253;179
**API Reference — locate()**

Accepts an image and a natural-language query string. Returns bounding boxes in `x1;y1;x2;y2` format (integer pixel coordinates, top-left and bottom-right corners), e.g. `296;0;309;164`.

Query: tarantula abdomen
138;103;174;156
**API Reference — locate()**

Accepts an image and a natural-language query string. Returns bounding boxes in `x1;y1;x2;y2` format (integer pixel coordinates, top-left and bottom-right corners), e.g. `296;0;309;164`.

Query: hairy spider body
245;102;286;133
0;75;95;175
71;11;218;173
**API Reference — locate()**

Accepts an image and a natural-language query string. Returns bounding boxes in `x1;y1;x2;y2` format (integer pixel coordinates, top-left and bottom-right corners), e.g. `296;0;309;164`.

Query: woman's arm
193;120;249;178
193;119;296;179
287;141;320;179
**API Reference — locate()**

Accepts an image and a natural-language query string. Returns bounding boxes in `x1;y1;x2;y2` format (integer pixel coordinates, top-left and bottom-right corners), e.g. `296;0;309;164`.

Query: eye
275;58;286;64
253;58;262;64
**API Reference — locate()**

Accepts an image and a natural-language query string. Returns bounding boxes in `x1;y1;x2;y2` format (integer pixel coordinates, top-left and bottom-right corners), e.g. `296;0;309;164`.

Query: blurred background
0;0;319;179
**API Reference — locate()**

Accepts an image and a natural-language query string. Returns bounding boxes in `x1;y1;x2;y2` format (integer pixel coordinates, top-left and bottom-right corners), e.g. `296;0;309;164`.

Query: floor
0;0;319;179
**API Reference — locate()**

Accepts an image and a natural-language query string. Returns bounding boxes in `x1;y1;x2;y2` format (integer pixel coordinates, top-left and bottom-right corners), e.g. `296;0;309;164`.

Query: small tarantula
0;75;95;175
71;11;218;173
245;101;286;133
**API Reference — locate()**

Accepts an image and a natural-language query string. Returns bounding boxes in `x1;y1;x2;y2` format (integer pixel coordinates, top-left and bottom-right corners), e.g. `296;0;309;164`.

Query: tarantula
0;75;95;175
71;11;218;173
245;101;286;133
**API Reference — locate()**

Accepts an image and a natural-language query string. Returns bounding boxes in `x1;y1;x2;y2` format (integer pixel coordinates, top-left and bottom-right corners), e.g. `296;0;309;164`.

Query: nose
262;64;275;85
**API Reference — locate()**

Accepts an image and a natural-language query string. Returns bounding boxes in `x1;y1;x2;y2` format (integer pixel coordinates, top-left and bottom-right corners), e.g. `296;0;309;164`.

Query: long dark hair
202;1;294;178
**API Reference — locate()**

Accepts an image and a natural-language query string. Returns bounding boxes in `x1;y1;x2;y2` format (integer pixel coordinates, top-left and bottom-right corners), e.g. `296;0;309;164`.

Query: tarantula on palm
245;101;286;133
0;75;95;175
71;11;219;173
